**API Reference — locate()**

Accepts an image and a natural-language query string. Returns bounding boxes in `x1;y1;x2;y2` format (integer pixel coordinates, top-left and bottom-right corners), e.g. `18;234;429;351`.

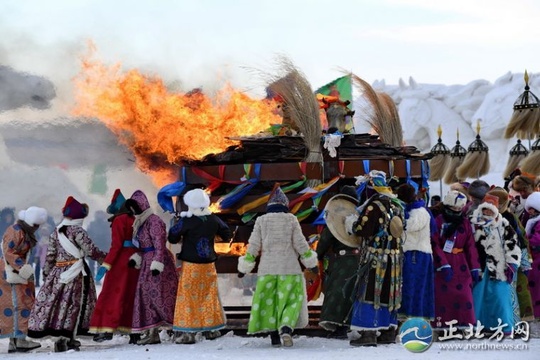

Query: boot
328;325;348;340
8;338;16;353
137;328;161;345
54;338;68;353
203;330;221;340
8;338;41;353
270;331;281;347
67;338;81;351
378;327;397;344
280;326;293;347
350;330;377;347
129;334;141;344
93;333;113;342
175;332;196;344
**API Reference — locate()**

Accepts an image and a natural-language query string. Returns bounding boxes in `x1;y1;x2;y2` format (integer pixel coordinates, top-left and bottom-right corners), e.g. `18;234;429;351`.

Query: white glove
18;264;34;280
345;214;359;235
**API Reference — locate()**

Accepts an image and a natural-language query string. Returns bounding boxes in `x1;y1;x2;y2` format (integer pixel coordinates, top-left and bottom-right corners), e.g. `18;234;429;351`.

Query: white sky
1;0;539;96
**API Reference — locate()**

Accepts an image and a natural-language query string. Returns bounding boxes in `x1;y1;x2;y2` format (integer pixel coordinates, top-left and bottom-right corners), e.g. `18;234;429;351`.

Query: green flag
315;74;352;107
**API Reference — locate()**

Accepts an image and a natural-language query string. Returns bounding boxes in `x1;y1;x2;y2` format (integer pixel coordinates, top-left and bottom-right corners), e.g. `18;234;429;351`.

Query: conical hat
324;194;361;248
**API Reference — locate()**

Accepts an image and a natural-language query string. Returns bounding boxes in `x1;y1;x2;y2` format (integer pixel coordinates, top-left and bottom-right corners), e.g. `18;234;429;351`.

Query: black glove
151;269;160;276
128;259;136;268
238;272;245;278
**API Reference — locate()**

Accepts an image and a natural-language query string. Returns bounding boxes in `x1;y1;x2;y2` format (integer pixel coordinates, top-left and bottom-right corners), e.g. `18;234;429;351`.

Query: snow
1;279;539;358
1;329;539;359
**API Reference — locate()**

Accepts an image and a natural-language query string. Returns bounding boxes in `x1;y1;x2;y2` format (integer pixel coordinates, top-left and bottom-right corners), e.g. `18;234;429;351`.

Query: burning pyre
72;46;281;187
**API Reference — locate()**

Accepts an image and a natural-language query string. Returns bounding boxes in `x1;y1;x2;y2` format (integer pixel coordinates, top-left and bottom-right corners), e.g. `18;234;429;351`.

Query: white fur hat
180;189;211;217
18;206;48;226
184;189;210;208
525;192;540;212
443;190;468;210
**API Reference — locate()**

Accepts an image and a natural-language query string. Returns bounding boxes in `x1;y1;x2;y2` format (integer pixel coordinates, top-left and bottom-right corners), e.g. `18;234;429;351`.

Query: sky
1;0;539;99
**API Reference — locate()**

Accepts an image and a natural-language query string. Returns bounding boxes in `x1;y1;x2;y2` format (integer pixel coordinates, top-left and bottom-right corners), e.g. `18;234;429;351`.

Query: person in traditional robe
488;187;534;322
89;189;141;344
28;197;106;352
470;194;521;335
346;171;405;347
431;190;480;336
238;184;318;347
524;192;540;320
0;206;48;353
125;190;178;345
396;184;435;321
316;185;361;339
168;188;232;344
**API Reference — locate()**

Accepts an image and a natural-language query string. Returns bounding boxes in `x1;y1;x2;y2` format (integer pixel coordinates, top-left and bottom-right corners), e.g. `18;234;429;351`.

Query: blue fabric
157;181;186;213
95;266;108;281
405;160;419;193
400;251;435;319
140;246;155;253
350;302;398;330
312;209;326;225
471;269;481;285
440;266;454;282
123;240;135;248
219;164;261;209
473;268;516;334
404;199;425;220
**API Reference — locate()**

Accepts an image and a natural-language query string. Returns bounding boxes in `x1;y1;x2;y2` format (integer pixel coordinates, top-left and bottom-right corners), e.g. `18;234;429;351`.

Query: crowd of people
1;169;540;353
312;171;540;347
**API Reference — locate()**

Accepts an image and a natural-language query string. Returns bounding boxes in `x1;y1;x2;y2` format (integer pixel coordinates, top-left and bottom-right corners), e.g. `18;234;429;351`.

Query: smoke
0;13;87;123
0;65;56;112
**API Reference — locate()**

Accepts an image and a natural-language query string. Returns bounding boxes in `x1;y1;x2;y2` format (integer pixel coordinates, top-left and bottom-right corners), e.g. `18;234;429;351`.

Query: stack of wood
187;133;430;166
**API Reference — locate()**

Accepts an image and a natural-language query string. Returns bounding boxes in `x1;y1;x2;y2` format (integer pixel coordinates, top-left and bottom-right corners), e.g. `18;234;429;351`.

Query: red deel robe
89;213;139;333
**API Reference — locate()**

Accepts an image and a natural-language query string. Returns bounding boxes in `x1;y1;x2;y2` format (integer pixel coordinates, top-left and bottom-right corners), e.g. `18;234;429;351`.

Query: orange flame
72;45;280;187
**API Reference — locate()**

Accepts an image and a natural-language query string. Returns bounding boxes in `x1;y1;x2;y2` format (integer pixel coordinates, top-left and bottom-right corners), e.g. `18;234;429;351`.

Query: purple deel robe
431;214;480;329
130;190;178;332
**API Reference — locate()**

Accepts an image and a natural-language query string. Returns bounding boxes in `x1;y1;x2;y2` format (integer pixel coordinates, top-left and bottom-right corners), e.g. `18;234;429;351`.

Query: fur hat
487;187;510;213
480;194;500;218
450;182;469;197
181;188;211;217
467;180;490;201
525;192;540;212
396;183;417;204
268;184;289;208
482;193;499;209
184;188;210;209
443;190;468;210
18;206;48;226
513;175;534;192
107;189;126;215
62;196;89;220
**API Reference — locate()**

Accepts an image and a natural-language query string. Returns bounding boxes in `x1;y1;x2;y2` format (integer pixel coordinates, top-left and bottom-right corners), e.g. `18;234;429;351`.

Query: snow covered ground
1;328;539;359
1;278;539;359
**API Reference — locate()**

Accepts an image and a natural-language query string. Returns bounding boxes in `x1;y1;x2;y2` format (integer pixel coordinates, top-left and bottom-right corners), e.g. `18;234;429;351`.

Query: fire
72;44;281;187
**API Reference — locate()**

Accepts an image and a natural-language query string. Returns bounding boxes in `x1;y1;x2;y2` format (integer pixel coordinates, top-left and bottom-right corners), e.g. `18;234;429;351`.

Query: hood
131;190;151;212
